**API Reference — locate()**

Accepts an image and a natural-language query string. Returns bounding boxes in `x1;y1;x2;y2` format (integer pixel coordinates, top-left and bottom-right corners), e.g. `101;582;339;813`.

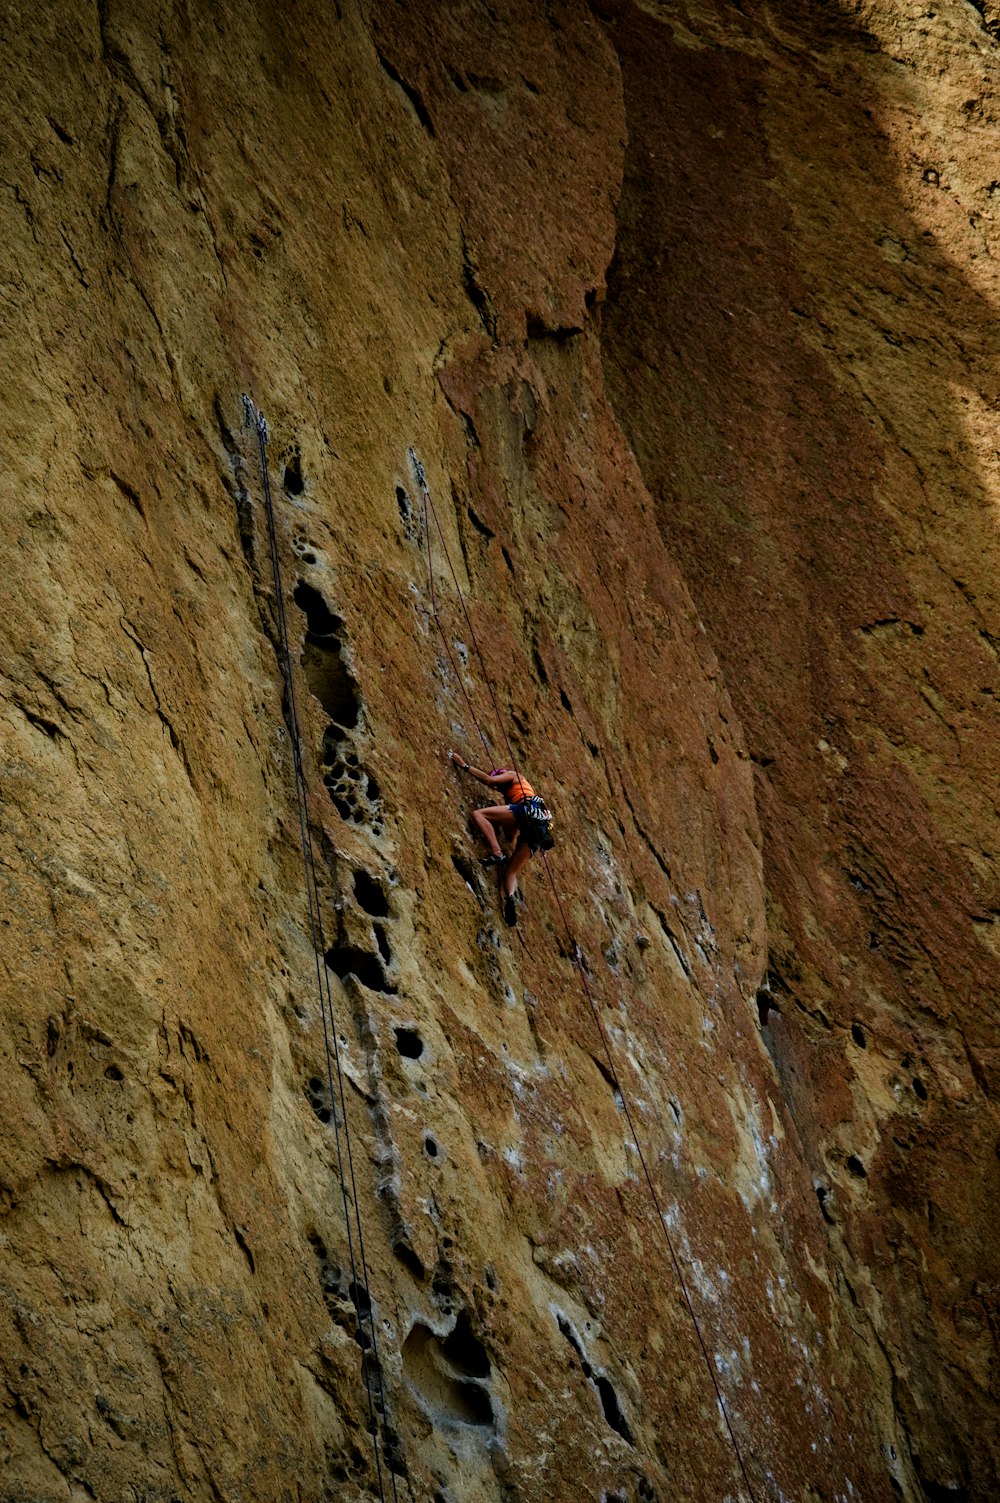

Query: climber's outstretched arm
448;751;513;790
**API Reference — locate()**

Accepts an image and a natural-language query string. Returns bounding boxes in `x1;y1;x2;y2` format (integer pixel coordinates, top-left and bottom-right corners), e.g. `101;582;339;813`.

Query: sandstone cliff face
0;2;995;1501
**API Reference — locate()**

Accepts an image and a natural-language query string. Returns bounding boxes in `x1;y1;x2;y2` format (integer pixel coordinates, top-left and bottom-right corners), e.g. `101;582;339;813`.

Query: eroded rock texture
1;1;997;1500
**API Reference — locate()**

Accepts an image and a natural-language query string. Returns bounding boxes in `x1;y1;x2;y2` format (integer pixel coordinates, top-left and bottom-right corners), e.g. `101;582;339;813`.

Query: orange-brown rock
1;1;996;1500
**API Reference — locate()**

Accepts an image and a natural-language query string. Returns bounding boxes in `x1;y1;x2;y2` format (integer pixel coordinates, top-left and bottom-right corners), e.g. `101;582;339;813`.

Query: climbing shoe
480;853;505;868
503;894;517;928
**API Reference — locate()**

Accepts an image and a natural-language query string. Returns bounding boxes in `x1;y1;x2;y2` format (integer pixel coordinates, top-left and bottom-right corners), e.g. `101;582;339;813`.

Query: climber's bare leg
471;805;517;858
504;836;533;896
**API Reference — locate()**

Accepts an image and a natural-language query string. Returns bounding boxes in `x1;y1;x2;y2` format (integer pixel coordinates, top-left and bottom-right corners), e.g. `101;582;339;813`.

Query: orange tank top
504;773;535;803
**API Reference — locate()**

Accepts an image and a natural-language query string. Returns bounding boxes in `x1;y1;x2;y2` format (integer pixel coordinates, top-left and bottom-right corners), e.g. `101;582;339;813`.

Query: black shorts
509;796;554;853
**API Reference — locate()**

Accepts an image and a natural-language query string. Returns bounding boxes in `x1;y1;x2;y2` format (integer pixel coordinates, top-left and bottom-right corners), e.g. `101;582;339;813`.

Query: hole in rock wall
402;1322;495;1429
306;1076;332;1124
382;1425;409;1479
397;484;422;543
354;868;390;916
596;1376;634;1445
851;1021;867;1048
376;47;436;137
816;1185;836;1225
918;1479;970;1502
653;907;692;979
317;723;383;832
325;780;354;822
451;853;480;892
293;581;360;731
293;580;339;640
846;1155;867;1179
913;1077;928;1101
394;1026;424;1060
375;924;392;962
349;1278;372;1320
309;1242;376;1350
325;946;395;993
424;1135;439;1158
393;1240;426;1281
756;986;779;1026
308;1233;366;1342
592;1054;625;1110
349;1307;372;1351
440;1310;491;1378
322;744;383;833
466;504;494;540
283;451;304;495
556;1313;633;1445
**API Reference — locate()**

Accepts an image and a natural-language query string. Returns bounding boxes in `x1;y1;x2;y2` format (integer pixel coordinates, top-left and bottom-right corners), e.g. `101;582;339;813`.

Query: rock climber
448;750;554;926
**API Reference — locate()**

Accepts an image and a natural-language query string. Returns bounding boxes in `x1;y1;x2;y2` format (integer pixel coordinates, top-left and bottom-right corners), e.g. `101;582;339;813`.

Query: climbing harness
510;793;554;852
414;449;761;1503
243;397;403;1503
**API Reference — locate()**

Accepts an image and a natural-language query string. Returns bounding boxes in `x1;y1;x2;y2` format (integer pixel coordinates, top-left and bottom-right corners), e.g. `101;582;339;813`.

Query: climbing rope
243;397;402;1503
410;449;495;762
539;863;761;1503
410;452;531;961
414;449;761;1503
